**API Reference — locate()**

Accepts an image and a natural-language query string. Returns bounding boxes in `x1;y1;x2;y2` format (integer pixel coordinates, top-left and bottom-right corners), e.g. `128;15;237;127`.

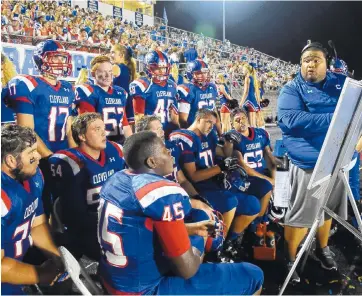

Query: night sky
155;1;362;79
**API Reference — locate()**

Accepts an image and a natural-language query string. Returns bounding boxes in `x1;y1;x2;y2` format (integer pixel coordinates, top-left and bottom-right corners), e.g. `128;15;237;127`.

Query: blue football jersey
169;129;219;191
1;87;15;124
75;84;129;143
49;141;125;232
1;169;44;295
177;82;218;126
165;140;182;182
130;77;179;132
7;75;75;152
233;128;270;173
98;170;192;294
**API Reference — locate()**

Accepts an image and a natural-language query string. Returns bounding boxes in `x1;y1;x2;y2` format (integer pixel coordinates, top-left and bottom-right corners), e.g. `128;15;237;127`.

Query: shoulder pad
50;150;84;175
167;79;177;88
108;141;124;158
133;175;186;209
10;74;38;93
177;84;191;98
113;85;128;97
169;130;195;149
59;80;73;89
130;78;150;95
75;83;94;98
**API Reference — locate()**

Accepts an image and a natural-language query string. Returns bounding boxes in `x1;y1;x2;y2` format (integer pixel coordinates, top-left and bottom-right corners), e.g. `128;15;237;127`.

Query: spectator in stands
78;28;89;43
88;30;101;45
184;42;198;62
23;17;34;36
7;16;23;35
277;41;348;283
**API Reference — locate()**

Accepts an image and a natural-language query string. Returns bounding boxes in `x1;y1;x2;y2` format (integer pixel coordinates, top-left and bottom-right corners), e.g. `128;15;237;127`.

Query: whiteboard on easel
308;78;362;190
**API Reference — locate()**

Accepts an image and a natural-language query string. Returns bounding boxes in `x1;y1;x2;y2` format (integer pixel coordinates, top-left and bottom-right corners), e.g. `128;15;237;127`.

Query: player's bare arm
179;112;189;128
17;113;53;158
1;249;60;286
264;146;277;182
183;161;222;183
66;115;77;148
154;220;201;279
31;214;61;258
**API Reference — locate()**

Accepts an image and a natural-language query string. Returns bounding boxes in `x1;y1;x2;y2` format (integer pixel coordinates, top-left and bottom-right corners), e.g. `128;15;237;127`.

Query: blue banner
1;43;97;79
113;6;122;20
135;12;143;27
87;0;98;11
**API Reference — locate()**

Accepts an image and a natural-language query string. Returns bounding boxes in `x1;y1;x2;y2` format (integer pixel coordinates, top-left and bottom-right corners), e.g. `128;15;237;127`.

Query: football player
49;113;125;260
98;131;263;295
6;39;75;217
229;108;276;228
170;109;263;258
136;115;228;253
75;55;132;143
135;115;212;212
1;124;65;295
177;60;222;135
130;50;179;137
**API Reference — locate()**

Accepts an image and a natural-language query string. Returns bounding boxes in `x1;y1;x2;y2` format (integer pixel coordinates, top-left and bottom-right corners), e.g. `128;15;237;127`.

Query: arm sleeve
277;85;333;136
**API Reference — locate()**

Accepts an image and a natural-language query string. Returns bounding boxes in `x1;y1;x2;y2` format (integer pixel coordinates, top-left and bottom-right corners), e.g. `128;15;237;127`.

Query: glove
226;99;239;110
218;157;239;172
260;98;270;108
192;194;213;209
222;130;242;145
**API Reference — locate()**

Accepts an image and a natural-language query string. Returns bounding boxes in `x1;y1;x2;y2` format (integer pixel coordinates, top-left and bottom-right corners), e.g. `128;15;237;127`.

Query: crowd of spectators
1;0;299;90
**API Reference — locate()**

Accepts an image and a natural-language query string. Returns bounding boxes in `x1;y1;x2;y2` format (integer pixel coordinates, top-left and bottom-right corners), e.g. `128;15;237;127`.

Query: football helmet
267;195;286;224
187;209;226;252
144;50;170;84
33;39;72;77
330;58;348;76
186;60;210;88
223;169;250;192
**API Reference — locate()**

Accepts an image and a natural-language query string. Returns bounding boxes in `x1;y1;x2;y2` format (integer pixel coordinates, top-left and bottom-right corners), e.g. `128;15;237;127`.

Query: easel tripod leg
278;216;321;295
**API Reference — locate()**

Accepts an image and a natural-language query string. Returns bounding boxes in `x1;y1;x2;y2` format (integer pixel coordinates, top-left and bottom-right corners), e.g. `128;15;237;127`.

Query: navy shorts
200;190;238;214
157;261;264;295
245;176;273;199
234;191;261;216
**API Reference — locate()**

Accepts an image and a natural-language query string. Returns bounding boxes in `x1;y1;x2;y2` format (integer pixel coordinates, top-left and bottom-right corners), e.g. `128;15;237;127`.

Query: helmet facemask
147;61;170;85
41;50;72;77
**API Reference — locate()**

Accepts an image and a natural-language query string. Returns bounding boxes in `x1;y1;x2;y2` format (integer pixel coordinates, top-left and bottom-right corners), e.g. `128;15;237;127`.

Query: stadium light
223;0;225;42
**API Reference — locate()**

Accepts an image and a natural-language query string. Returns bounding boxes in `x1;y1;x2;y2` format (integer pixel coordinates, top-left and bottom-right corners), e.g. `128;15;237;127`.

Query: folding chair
59;246;103;295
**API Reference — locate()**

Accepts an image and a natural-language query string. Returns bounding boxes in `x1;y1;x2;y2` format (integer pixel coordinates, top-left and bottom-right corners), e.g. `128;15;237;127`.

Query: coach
277;41;348;283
